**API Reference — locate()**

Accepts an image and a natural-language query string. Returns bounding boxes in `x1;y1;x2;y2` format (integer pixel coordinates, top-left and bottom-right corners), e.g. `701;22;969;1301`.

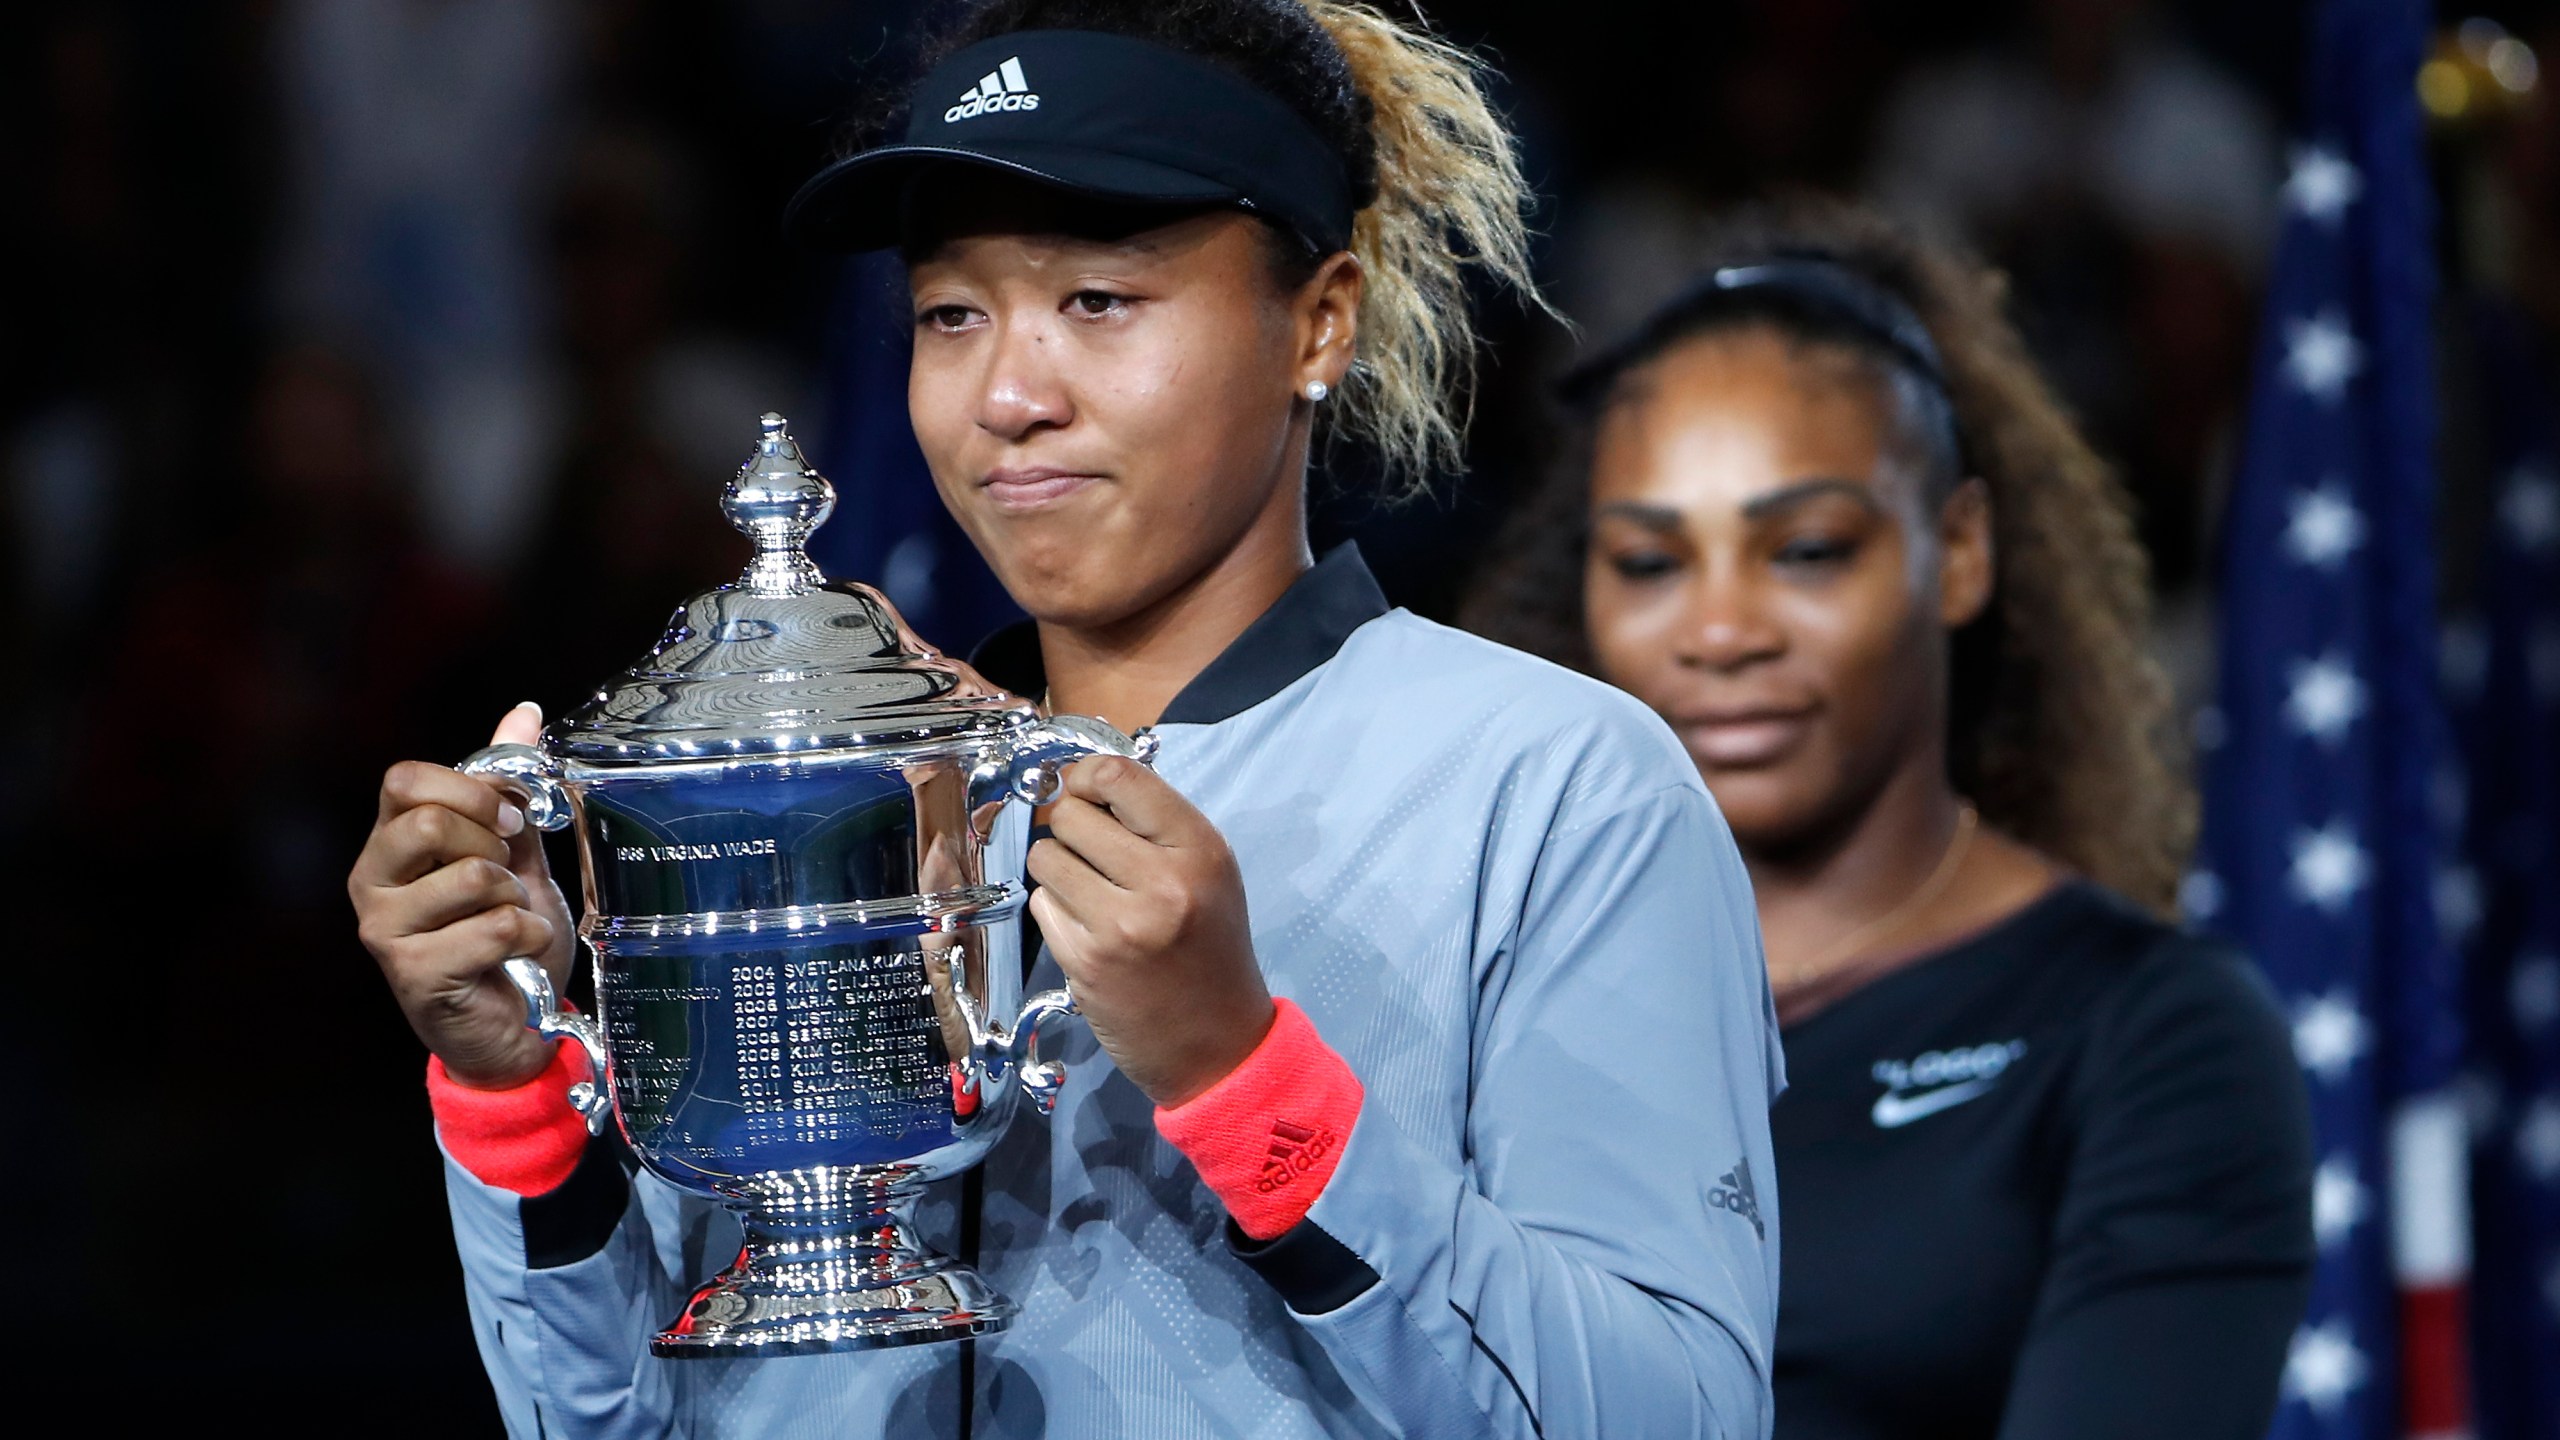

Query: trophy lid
548;413;1030;762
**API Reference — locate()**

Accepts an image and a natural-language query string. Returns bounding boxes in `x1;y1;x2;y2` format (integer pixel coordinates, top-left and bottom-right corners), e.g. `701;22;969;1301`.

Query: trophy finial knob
724;412;835;594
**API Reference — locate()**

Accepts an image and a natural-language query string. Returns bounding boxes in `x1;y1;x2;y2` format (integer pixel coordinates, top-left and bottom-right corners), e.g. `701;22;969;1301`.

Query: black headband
1561;255;1951;405
786;30;1358;255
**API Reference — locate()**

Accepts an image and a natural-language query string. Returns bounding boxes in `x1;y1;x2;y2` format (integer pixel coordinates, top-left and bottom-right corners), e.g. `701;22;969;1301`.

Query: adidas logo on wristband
945;57;1039;122
1256;1118;1338;1194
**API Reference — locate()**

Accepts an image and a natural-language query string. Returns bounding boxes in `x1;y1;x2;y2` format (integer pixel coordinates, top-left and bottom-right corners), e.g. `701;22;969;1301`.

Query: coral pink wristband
1155;998;1364;1240
427;1037;594;1197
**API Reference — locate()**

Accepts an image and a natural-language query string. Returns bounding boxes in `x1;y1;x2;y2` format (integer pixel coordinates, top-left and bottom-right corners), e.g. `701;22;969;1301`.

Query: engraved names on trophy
778;948;947;1143
602;977;716;1126
601;940;952;1162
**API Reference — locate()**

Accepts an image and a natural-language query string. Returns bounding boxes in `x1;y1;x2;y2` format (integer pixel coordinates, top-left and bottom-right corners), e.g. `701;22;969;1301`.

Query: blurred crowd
2;0;2550;1427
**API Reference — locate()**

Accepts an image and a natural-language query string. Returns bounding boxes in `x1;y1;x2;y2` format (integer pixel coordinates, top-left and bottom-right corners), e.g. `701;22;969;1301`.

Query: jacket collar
968;543;1390;726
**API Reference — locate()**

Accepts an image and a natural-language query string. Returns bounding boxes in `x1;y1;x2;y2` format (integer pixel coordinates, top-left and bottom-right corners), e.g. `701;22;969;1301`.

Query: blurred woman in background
1469;200;2313;1440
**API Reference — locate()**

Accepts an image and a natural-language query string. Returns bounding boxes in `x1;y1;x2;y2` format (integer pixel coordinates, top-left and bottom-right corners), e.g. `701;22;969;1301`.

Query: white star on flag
2283;146;2363;223
2513;954;2560;1031
2284;653;2367;743
2179;869;2225;922
2283;311;2365;402
2434;863;2483;947
2282;483;2367;568
2293;991;2373;1084
2502;467;2560;554
2518;1094;2560;1183
2283;1318;2369;1413
2288;821;2371;913
2311;1155;2369;1249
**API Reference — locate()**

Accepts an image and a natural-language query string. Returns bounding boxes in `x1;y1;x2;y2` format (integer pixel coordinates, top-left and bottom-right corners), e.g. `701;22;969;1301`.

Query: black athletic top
1770;881;2315;1440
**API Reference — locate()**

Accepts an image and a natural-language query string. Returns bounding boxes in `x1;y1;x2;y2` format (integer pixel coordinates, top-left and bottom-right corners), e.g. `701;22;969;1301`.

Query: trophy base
651;1172;1015;1358
652;1254;1014;1358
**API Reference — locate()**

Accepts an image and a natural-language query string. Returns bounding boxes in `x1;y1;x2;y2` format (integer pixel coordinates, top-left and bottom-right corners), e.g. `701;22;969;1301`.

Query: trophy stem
652;1169;1016;1358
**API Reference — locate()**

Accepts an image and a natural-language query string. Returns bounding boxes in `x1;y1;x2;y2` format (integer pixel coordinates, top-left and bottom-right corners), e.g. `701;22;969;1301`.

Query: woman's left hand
1027;755;1275;1108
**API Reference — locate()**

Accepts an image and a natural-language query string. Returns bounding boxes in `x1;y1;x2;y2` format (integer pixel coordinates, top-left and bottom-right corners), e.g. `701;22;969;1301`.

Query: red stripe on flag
2398;1281;2469;1439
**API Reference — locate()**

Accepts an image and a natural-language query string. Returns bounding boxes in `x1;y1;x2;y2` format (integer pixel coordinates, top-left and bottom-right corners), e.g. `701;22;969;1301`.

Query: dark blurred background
1;0;2549;1430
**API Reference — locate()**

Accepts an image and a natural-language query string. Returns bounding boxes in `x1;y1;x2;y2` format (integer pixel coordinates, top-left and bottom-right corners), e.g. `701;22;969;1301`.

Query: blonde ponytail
1300;2;1549;494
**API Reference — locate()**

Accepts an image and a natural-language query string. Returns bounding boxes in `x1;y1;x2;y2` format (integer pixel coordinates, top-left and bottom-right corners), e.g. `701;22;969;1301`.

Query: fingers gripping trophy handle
967;715;1159;1115
459;745;609;1135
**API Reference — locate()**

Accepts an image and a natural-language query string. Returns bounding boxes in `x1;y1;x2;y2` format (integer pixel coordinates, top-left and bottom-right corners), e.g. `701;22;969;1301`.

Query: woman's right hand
350;703;576;1090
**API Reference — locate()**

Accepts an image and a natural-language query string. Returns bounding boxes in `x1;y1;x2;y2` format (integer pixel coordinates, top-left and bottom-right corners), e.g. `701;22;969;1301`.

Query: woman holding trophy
348;2;1782;1436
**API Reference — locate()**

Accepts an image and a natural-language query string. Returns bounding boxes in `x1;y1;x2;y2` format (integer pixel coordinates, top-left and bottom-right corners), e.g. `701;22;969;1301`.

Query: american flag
2451;299;2560;1440
2189;0;2467;1438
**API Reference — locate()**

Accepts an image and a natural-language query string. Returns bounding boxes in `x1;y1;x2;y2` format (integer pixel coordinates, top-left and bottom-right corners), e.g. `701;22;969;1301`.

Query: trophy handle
458;745;606;1134
1004;988;1081;1117
967;714;1162;814
501;958;614;1136
967;715;1158;1115
459;742;574;832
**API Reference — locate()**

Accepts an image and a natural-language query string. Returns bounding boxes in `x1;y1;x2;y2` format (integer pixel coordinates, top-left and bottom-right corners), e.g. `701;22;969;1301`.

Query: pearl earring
1303;380;1329;403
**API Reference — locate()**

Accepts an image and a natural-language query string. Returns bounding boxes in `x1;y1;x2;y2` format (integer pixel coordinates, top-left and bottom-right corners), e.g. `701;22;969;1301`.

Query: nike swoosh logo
1871;1078;1997;1128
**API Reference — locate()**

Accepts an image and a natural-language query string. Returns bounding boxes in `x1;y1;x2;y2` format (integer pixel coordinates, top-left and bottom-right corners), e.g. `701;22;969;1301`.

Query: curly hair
1462;198;2192;913
852;0;1546;496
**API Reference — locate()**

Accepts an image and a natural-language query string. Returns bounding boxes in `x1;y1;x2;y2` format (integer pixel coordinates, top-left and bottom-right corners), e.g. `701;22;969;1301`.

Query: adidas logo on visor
945;56;1038;122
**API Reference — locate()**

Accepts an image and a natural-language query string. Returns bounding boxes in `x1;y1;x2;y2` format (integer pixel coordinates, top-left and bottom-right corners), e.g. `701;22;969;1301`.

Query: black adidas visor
786;30;1357;256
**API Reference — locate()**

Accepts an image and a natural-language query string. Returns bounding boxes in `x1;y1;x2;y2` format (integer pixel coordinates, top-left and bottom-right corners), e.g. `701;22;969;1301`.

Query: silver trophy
461;413;1152;1357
